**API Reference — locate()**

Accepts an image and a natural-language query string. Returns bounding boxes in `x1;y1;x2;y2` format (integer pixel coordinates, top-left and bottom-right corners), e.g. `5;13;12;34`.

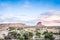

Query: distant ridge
0;23;26;27
0;22;45;27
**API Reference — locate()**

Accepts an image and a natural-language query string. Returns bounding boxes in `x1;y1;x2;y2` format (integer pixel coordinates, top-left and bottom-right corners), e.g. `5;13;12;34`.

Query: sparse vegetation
0;27;60;40
43;30;54;40
35;29;41;38
8;27;16;31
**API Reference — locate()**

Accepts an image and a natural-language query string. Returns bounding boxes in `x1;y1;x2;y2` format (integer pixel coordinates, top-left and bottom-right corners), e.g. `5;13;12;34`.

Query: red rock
0;23;26;27
36;22;43;26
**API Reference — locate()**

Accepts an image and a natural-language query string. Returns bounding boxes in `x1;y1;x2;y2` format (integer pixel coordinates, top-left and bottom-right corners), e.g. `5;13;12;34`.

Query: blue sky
0;0;60;26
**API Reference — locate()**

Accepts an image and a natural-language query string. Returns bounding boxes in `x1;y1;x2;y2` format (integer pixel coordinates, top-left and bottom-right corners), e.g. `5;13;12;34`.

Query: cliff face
36;22;44;27
0;23;26;27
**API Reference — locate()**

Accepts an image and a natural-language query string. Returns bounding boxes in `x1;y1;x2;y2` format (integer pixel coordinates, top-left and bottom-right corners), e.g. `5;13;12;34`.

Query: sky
0;0;60;26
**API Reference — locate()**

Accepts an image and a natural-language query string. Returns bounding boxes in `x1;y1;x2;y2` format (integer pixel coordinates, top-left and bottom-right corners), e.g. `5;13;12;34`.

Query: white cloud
42;15;60;21
41;11;60;26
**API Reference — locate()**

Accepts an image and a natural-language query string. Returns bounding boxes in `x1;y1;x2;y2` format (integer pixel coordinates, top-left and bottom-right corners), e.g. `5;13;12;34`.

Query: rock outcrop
0;23;26;27
36;22;44;27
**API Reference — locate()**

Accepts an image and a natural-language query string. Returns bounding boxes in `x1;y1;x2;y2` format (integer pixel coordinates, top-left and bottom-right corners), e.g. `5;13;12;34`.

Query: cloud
0;2;39;25
41;11;60;26
0;10;60;26
0;15;38;25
